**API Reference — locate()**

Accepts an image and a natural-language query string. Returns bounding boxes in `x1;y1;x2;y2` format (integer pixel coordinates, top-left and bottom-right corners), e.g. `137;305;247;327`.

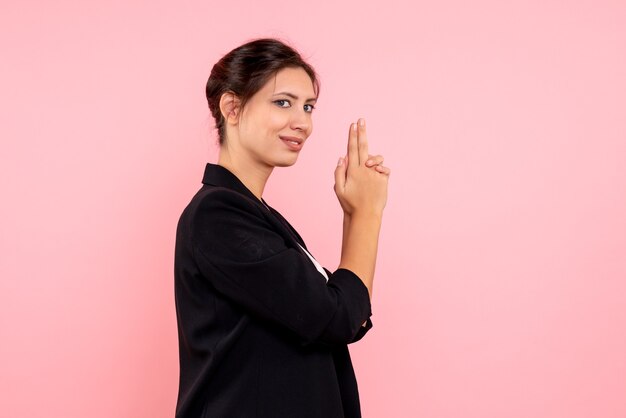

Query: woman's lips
280;136;303;151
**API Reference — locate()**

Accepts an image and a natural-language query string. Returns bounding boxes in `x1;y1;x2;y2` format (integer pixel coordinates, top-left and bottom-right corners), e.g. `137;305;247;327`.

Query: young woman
174;38;390;418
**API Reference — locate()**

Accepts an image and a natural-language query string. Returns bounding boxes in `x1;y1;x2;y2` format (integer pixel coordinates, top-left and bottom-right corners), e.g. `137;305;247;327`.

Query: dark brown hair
206;38;320;145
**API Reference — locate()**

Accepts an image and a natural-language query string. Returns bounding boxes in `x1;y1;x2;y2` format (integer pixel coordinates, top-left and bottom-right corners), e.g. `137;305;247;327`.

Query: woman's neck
217;150;272;202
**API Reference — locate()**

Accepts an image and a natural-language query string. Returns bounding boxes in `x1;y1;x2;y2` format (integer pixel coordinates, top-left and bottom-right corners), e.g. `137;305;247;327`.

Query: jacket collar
201;163;270;207
200;163;307;249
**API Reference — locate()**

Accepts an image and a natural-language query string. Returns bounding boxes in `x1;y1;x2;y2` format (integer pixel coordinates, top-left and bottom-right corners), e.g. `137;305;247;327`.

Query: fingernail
359;118;365;127
337;157;343;166
365;159;373;166
352;123;357;132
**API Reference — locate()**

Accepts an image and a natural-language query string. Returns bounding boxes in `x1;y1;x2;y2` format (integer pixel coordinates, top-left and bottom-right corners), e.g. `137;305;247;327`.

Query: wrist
350;210;383;222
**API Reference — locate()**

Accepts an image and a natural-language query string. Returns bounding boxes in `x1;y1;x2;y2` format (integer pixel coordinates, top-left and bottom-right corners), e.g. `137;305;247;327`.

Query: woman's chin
274;156;299;167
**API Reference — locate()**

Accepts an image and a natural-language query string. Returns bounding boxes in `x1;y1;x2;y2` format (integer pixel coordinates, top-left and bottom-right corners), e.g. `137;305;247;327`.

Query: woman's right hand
334;118;390;217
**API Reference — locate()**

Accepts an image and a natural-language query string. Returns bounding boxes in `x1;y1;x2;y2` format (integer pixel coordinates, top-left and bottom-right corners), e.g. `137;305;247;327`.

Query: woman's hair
206;38;320;145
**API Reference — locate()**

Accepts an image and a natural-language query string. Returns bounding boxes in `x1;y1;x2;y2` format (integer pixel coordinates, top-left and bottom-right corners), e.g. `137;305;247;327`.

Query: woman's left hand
342;153;390;178
340;153;389;254
343;153;389;171
360;154;391;175
340;154;389;225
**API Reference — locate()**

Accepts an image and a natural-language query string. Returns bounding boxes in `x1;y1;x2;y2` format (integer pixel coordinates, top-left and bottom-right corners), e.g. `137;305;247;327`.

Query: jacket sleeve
321;266;373;344
190;189;373;346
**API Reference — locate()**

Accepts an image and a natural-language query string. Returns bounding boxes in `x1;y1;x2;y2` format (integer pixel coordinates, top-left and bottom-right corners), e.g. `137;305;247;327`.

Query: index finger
357;118;369;165
347;122;359;171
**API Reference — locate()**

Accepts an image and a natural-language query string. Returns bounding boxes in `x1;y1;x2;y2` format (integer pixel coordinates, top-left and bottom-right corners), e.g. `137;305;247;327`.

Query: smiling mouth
279;136;303;144
280;136;304;151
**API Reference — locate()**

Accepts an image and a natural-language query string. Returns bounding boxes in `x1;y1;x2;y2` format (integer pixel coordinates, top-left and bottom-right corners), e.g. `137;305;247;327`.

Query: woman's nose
290;108;311;132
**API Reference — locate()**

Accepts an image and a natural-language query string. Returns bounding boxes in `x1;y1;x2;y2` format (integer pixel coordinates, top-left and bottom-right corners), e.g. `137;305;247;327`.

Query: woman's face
233;66;317;168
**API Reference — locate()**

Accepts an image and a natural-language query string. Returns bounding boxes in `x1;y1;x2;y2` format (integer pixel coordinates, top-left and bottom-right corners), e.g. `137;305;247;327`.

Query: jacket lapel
201;163;308;252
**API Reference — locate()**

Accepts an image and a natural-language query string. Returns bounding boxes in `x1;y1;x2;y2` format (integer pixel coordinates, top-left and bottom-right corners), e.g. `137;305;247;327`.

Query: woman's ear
219;92;242;125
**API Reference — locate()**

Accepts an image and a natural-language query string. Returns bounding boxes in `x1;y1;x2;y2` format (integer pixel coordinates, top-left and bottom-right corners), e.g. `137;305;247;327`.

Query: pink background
2;1;625;417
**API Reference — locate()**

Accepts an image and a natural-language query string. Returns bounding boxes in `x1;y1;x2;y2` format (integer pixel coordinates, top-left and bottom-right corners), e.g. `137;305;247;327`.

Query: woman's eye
274;99;290;108
304;104;315;113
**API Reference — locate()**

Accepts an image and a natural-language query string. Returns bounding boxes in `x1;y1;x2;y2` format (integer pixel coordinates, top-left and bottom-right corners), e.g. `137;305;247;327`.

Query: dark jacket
174;163;373;418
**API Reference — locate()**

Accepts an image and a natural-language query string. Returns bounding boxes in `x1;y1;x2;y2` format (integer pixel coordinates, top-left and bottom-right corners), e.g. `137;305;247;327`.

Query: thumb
334;156;346;191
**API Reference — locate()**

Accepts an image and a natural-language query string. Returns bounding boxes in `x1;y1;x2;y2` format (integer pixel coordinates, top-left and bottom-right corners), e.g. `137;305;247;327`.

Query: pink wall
2;1;625;417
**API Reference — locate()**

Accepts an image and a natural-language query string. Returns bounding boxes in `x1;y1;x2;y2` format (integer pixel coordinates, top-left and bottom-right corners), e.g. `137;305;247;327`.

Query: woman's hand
342;154;387;224
364;154;390;174
334;118;390;217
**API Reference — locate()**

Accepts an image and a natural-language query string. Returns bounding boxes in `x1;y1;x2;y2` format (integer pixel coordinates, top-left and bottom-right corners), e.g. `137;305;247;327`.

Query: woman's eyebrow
272;92;317;103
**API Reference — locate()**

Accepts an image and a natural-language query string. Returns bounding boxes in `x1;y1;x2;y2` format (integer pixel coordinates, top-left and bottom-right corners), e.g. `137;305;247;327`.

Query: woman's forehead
265;67;316;98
